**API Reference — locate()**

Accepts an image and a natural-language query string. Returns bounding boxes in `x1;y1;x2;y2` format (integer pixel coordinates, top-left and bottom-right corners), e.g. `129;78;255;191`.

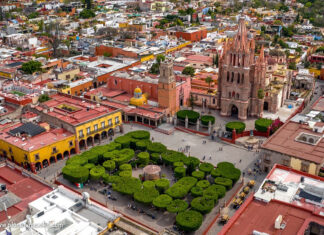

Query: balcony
88;126;109;135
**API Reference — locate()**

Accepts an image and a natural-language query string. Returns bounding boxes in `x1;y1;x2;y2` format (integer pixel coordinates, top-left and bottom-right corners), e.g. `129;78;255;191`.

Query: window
24;154;28;161
108;119;112;126
34;154;40;161
87;127;91;134
66;75;70;79
227;71;229;82
75;91;78;95
115;116;120;124
94;124;98;131
114;79;117;85
236;93;240;99
52;147;57;153
213;98;215;104
229;92;231;98
101;121;105;128
237;74;240;84
282;159;290;166
9;147;12;153
242;74;244;84
231;72;234;82
69;141;73;147
301;162;309;172
79;130;84;138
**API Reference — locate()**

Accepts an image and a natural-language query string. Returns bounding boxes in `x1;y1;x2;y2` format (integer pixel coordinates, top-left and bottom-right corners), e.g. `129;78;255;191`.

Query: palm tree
205;76;213;93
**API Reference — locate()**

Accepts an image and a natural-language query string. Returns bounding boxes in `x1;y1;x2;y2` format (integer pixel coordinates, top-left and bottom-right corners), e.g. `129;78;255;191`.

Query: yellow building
56;67;80;81
130;87;147;106
0;122;76;173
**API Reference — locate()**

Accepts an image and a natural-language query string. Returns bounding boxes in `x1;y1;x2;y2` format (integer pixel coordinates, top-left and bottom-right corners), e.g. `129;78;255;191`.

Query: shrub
112;177;142;195
210;168;221;178
103;160;116;172
143;180;155;189
167;199;188;213
153;194;172;209
134;187;159;205
114;148;135;166
176;210;203;231
155;178;170;193
137;152;150;166
90;166;105;181
201;115;215;126
136;139;152;151
217;162;241;183
150;153;161;163
207;184;226;198
83;163;95;170
62;164;89;183
183;156;200;174
190;197;214;214
176;110;200;123
81;151;98;164
174;167;186;179
102;174;120;184
191;186;204;197
114;136;132;148
217;162;234;169
203;188;218;203
162;150;186;165
191;170;205;180
119;171;132;177
147;142;167;154
66;155;88;166
119;163;132;171
214;177;233;190
129;138;140;149
128;130;150;140
103;150;119;161
166;177;197;198
225;121;246;134
196;180;210;189
255;118;273;132
106;142;121;151
173;161;184;168
199;163;214;174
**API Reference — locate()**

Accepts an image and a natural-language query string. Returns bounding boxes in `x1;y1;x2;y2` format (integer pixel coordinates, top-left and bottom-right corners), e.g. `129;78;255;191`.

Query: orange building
174;27;207;42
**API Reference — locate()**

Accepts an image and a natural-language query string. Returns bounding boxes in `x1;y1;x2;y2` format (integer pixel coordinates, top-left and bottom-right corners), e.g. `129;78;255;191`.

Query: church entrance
231;105;238;117
263;102;269;111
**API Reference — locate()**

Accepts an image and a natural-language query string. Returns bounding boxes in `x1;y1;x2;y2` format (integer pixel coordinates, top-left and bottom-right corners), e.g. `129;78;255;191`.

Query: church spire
237;15;248;49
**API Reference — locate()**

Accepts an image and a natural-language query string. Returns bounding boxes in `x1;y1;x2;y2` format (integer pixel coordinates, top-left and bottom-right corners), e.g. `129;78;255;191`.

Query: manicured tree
214;177;233;190
150;153;161;164
183;156;200;174
133;187;159;205
119;163;132;171
201;115;215;126
136;139;152;151
191;186;204;197
81;151;98;164
210;168;222;178
66;155;88;166
114;148;135;166
128;130;150;140
143;180;155;189
166;177;197;198
162;150;186;165
103;150;119;161
113;177;142;195
199;163;214;174
102;174;120;184
191;170;205;180
137;152;150;166
155;178;170;193
90;166;105;181
106;142;121;151
103;160;116;173
176;210;203;231
190;197;214;214
153;194;173;209
62;165;89;183
176;110;200;123
225;122;246;134
217;162;241;183
173;161;184;168
83;163;95;170
114;136;132;148
119;171;132;177
129;138;140;150
203;188;218;203
255;118;273;132
174;167;186;179
196;180;210;189
147;142;167;154
167;199;188;213
207;184;226;198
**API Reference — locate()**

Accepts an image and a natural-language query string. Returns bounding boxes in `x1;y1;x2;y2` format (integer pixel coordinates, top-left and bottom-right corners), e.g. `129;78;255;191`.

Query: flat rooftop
0;165;52;223
219;164;324;235
36;93;118;126
0;123;74;152
312;96;324;112
261;121;324;164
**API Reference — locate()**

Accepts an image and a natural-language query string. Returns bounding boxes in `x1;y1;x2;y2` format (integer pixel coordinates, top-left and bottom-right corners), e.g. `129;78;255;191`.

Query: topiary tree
214;177;233;190
167;199;188;213
191;186;204;197
119;163;132;171
137;152;150;166
102;174;120;184
114;148;135;166
196;180;210;189
174;167;186;179
173;161;184;168
147;142;167;154
90;166;105;181
176;210;203;231
199;163;214;174
225;122;246;134
83;163;95;170
127;130;150;140
217;162;241;183
176;110;200;123
255;118;273;132
155;178;170;193
166;177;197;198
114;136;132;148
106;142;122;151
103;160;116;173
66;155;88;166
183;156;200;174
203;187;218;203
201;115;215;126
153;194;173;209
103;150;119;161
207;184;226;198
136;139;152;151
62;164;89;183
210;168;221;178
191;170;205;180
190;197;214;214
150;153;161;164
133;187;159;205
113;177;142;195
143;180;155;189
162;150;187;165
119;171;132;177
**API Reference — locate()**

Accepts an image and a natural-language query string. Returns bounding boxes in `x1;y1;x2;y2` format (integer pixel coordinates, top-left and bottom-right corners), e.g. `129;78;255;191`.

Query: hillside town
0;0;323;234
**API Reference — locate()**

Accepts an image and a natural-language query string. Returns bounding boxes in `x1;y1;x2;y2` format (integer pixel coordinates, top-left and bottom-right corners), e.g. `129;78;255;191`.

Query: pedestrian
209;155;211;160
203;156;205;160
239;159;242;163
152;137;154;141
243;172;245;177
